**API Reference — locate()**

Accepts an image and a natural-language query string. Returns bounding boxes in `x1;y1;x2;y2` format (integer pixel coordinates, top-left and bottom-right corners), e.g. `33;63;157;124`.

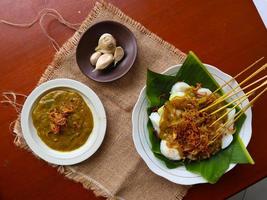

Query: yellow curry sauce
32;89;94;151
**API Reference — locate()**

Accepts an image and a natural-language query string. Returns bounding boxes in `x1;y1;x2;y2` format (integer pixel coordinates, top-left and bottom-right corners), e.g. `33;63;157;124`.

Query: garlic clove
96;48;116;54
95;33;116;54
93;53;114;72
99;33;116;46
90;51;102;66
113;46;124;66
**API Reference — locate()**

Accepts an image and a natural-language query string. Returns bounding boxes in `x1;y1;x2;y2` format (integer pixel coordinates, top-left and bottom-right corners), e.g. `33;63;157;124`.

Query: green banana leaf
146;51;254;183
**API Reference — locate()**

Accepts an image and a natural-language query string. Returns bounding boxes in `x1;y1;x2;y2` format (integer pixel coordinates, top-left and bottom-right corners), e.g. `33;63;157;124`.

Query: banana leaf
146;51;254;183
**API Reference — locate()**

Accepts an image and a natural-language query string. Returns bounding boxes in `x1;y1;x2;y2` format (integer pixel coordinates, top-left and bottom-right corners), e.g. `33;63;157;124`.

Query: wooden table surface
0;0;266;199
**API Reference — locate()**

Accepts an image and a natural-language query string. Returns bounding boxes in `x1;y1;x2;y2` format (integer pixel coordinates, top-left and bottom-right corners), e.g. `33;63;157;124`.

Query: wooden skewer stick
215;79;266;108
209;91;254;116
210;87;267;144
212;57;264;94
223;86;267;129
210;63;267;106
209;81;266;127
235;63;267;88
200;76;267;113
210;76;267;115
208;95;246;127
217;63;267;101
209;130;224;145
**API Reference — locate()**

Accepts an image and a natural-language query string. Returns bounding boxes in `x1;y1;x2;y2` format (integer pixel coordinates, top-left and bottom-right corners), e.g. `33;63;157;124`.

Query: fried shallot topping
49;105;74;134
159;86;227;160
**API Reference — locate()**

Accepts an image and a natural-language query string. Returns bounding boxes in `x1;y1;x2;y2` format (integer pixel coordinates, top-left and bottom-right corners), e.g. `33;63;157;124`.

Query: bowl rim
21;78;107;165
76;20;138;82
132;64;252;185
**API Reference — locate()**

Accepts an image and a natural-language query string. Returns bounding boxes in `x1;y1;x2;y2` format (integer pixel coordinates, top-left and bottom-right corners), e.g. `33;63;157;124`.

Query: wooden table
1;0;266;199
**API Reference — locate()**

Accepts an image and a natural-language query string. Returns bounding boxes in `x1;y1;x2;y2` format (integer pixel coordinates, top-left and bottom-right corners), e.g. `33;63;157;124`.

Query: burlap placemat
13;1;190;199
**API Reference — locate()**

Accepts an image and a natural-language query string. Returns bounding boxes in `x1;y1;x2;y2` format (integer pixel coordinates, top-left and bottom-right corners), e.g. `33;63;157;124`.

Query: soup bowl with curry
21;79;106;165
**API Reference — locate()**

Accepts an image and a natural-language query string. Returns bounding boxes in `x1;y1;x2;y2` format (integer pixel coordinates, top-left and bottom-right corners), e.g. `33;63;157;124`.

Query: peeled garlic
93;54;114;72
95;33;116;54
114;46;124;66
90;51;102;66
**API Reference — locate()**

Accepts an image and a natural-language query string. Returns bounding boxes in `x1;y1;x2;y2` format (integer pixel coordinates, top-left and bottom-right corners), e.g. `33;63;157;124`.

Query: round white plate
132;64;252;185
21;79;107;165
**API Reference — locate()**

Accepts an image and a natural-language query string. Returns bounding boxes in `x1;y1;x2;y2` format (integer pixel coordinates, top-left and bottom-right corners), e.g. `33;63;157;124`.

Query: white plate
21;79;107;165
132;64;252;185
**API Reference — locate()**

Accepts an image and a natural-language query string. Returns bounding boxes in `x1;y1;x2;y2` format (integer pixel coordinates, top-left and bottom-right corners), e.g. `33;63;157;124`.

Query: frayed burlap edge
13;1;189;199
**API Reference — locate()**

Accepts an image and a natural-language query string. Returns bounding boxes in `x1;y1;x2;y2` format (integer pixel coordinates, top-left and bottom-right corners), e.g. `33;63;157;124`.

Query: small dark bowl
76;21;137;82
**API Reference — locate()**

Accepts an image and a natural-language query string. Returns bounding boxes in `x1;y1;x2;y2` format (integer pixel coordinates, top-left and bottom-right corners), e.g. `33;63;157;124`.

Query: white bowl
132;64;252;185
21;79;106;165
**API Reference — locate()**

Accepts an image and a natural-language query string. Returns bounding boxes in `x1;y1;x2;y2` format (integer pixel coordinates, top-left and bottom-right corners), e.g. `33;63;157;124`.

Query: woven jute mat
13;1;190;199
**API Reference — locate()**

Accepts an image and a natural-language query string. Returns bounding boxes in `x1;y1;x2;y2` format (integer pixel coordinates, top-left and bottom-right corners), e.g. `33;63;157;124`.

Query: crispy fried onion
159;87;227;160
